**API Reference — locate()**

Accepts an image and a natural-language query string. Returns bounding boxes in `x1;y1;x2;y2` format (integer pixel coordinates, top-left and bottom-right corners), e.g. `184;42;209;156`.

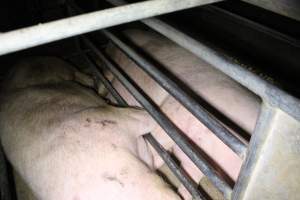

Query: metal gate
0;1;299;199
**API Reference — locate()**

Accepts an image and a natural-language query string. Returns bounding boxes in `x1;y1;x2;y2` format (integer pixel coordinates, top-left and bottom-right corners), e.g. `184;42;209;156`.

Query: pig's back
111;29;260;134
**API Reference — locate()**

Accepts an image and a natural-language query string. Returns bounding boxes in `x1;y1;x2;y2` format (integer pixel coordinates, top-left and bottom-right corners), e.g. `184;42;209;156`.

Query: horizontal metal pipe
142;19;300;121
82;45;204;199
82;37;233;199
102;29;247;158
106;0;300;124
0;0;221;56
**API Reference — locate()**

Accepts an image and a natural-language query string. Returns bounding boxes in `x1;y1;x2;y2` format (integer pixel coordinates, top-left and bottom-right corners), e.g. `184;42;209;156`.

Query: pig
0;56;181;200
105;29;261;199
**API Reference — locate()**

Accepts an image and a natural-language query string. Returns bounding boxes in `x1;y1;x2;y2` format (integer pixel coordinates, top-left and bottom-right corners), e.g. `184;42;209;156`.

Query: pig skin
106;29;261;199
0;57;181;200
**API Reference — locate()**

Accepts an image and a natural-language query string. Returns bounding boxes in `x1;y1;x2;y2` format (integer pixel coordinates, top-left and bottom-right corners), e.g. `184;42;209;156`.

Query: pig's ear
74;71;95;88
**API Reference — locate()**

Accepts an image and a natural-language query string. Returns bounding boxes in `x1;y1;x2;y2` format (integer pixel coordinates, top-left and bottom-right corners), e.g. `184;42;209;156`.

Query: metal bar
82;47;205;200
204;5;300;47
144;133;206;200
82;37;233;199
94;67;128;106
106;0;300;123
102;29;247;158
83;53;128;105
0;0;222;56
232;102;300;200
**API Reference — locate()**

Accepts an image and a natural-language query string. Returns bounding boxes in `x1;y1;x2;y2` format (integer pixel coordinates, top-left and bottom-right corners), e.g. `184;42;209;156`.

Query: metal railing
0;0;299;199
82;37;233;199
81;50;206;200
0;0;222;56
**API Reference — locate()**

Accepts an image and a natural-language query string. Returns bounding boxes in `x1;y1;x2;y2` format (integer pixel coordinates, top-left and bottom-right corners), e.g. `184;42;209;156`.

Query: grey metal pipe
101;29;247;158
0;0;222;56
82;37;233;199
144;133;206;200
82;46;205;200
106;0;300;123
83;53;128;105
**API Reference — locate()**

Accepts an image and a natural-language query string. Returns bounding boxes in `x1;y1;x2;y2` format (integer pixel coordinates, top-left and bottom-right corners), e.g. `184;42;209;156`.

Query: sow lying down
0;57;180;200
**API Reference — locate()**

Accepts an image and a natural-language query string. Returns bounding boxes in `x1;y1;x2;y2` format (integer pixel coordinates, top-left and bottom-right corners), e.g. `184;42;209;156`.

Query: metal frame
102;1;300;199
101;30;247;158
82;37;232;199
86;25;300;199
0;0;221;56
0;0;299;199
139;18;300;121
82;51;206;200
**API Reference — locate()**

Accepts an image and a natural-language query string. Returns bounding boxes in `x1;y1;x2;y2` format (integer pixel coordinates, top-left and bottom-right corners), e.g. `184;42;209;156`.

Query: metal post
232;103;300;200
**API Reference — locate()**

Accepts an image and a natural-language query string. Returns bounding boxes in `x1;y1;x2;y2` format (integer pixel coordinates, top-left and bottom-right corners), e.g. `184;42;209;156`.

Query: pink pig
0;57;181;200
106;29;261;199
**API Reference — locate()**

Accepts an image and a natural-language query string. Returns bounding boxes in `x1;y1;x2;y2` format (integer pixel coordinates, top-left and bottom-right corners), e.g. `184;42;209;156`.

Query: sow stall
0;0;299;200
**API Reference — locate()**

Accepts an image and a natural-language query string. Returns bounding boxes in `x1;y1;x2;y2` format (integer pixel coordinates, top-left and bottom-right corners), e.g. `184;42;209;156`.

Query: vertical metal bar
101;29;247;158
82;37;233;199
233;102;300;200
82;46;205;200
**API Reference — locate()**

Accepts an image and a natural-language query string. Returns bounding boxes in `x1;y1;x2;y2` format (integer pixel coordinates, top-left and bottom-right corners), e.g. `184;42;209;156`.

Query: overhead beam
0;0;221;56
